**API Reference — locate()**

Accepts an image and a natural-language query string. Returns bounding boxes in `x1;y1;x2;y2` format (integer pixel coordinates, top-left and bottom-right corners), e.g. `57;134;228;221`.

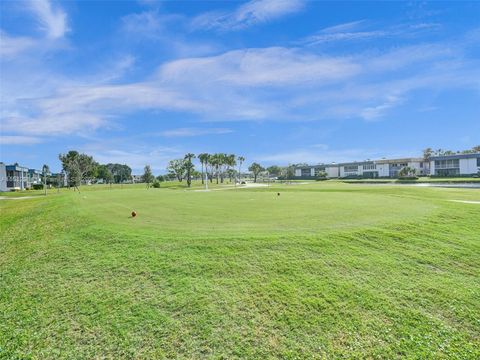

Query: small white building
132;174;143;183
430;153;480;176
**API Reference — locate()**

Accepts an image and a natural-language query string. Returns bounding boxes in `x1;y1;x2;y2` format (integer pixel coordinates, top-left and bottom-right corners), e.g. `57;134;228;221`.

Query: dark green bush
32;184;44;190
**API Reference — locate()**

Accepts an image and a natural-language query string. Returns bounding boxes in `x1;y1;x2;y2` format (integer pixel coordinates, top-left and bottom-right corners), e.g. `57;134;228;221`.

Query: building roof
337;160;375;166
376;157;424;164
6;164;28;171
295;164;327;170
430;153;480;161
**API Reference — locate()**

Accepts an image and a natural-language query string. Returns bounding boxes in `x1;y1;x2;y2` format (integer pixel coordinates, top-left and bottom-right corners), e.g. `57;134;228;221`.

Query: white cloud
122;10;165;36
360;95;404;121
82;144;184;173
320;20;367;34
2;25;479;140
191;0;305;31
158;127;233;137
158;47;360;86
0;31;36;57
256;147;417;165
28;0;69;39
304;31;388;45
0;135;43;145
302;21;441;46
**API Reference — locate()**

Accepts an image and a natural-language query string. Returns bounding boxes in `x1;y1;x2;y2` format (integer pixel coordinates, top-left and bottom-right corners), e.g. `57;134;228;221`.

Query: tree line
423;146;480;160
55;150;296;189
53;145;480;191
58;150;132;190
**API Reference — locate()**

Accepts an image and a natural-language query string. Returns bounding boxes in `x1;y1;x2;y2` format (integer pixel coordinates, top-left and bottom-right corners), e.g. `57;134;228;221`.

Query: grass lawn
1;182;479;358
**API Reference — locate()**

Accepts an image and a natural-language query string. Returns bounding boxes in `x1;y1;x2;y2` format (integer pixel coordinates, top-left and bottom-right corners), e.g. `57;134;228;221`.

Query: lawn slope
1;183;479;359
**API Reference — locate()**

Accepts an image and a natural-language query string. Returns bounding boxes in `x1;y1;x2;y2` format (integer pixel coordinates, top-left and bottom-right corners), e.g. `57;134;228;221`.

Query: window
363;163;376;170
344;165;358;172
435;168;460;176
435;159;459;169
477;157;480;167
301;169;311;177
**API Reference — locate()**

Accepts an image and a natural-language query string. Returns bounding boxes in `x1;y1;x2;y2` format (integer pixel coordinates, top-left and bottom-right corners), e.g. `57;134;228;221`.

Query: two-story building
6;163;30;190
294;157;431;179
28;169;42;185
430;153;480;176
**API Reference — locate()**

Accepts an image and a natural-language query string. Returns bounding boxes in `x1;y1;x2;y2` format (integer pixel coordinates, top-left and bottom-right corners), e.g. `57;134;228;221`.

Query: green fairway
76;185;436;236
1;183;479;358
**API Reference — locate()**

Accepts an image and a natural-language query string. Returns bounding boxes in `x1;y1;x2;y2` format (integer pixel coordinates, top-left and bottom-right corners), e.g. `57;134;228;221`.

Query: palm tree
198;153;209;184
42;164;50;196
184;153;196;188
248;162;264;183
218;153;227;183
226;154;236;182
237;156;245;183
209;154;220;184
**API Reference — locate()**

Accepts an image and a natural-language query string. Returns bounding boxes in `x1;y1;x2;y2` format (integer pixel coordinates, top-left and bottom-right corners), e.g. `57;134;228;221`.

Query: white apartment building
294;157;430;179
430;153;480;176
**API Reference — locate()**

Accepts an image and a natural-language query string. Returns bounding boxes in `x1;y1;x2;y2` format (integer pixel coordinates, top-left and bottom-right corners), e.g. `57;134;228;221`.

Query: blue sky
1;0;479;173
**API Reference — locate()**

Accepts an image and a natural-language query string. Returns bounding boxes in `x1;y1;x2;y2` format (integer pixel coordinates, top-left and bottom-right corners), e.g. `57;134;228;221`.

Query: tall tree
198;153;209;184
218;153;227;183
266;165;281;177
184;153;196;188
42;164;50;196
59;151;98;191
167;159;186;182
106;163;132;184
248;162;264;183
209;154;220;184
472;145;480;153
143;165;154;188
226;154;237;182
422;148;433;162
237;156;245;183
97;165;113;185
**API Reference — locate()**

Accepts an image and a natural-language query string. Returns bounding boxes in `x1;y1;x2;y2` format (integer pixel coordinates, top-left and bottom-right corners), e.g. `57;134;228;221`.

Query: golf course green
1;182;479;358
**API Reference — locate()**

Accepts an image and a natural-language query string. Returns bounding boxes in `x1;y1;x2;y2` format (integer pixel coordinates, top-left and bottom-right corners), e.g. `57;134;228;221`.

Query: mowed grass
1;183;479;359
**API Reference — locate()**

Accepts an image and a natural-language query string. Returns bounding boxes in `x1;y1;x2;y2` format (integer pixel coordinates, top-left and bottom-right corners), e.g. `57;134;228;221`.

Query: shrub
397;176;419;181
152;181;161;188
32;184;44;190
